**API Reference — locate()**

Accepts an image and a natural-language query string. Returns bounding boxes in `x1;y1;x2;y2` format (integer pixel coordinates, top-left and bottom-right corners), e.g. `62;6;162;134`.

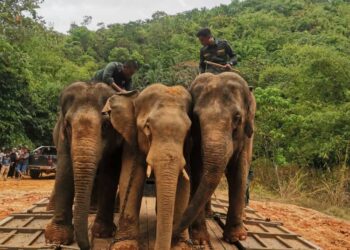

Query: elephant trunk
71;111;102;250
149;144;183;250
175;127;233;235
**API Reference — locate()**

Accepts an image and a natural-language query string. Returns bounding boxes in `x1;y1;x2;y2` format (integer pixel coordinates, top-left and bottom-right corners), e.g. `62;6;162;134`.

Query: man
92;60;139;92
196;28;238;74
8;148;18;178
0;150;4;174
16;147;25;179
1;151;10;181
21;148;29;175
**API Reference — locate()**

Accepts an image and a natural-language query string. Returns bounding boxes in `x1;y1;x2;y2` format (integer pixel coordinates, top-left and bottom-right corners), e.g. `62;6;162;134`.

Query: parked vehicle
28;146;57;179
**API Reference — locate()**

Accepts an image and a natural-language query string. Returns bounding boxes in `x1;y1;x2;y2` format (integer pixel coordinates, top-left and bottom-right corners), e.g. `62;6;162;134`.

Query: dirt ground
250;200;350;250
0;176;54;219
0;178;349;250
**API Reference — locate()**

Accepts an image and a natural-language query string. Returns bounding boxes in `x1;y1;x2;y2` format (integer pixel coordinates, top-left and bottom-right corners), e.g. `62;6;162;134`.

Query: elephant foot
172;232;192;250
223;223;247;243
172;238;192;250
190;227;210;246
46;202;55;211
45;222;74;245
91;219;116;238
109;239;139;250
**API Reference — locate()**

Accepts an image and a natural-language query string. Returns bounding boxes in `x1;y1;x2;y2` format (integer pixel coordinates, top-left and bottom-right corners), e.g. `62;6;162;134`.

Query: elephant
174;72;256;245
103;83;193;250
44;82;132;250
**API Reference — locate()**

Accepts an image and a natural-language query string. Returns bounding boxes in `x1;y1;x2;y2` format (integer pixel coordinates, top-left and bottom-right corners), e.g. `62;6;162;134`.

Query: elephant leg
172;173;191;250
189;200;210;246
224;149;249;243
205;198;213;218
45;150;74;245
92;152;121;238
46;186;56;211
189;140;210;246
111;147;145;250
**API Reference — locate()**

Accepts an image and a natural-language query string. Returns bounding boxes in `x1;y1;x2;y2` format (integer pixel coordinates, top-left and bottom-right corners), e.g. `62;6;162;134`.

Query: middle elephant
104;83;192;250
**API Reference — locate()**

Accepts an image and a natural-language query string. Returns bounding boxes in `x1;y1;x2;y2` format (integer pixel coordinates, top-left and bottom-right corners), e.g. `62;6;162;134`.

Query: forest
1;0;349;173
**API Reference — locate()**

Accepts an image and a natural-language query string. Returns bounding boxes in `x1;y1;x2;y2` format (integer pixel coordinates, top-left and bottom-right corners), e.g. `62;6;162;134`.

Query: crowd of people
0;147;30;180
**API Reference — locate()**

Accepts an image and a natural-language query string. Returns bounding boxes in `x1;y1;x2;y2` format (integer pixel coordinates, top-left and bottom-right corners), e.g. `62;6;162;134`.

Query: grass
250;159;350;221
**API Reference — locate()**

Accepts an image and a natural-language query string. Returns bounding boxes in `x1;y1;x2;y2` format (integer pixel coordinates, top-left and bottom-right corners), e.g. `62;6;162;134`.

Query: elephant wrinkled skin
105;83;192;250
44;82;130;250
174;72;256;246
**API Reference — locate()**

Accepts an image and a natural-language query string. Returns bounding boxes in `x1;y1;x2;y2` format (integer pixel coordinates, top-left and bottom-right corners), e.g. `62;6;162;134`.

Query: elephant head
175;72;256;235
106;84;192;250
58;82;118;249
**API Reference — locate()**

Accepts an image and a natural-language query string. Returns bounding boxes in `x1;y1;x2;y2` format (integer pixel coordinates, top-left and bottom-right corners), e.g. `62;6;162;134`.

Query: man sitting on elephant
92;60;139;92
196;27;238;74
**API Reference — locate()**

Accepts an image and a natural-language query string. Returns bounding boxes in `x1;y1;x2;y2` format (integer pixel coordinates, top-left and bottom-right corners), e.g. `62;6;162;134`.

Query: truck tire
29;169;41;179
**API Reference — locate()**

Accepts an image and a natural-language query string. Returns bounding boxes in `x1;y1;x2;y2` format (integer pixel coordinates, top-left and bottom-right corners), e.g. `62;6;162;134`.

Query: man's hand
224;64;233;70
111;82;126;93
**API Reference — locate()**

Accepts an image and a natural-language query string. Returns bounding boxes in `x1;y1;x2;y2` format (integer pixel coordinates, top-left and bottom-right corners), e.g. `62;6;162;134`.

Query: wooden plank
0;217;14;227
25;205;37;214
295;236;322;250
22;217;35;227
258;223;270;233
10;214;52;218
252;234;268;248
145;196;156;250
276;236;293;248
27;230;42;246
207;218;239;250
32;198;49;205
139;196;149;250
0;230;17;245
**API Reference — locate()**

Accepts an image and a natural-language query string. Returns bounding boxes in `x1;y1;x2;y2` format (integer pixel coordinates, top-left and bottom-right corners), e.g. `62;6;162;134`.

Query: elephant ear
244;90;256;138
103;91;139;144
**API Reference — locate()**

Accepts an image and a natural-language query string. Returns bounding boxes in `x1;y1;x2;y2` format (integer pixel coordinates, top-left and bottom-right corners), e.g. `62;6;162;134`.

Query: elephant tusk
182;169;190;181
146;165;152;178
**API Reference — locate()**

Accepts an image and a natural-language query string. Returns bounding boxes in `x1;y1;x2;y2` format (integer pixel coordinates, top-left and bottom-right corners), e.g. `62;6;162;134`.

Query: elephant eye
102;119;111;131
144;123;151;137
233;114;242;125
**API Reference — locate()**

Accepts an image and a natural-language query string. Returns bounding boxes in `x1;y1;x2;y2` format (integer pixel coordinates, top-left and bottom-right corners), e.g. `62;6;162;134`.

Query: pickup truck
28;146;57;179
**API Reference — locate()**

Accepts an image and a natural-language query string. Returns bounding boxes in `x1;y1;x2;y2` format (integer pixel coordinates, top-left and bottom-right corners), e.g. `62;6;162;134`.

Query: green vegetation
1;0;349;178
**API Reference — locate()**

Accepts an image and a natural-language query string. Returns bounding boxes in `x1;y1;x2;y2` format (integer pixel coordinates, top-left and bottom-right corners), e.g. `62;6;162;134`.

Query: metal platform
0;188;321;250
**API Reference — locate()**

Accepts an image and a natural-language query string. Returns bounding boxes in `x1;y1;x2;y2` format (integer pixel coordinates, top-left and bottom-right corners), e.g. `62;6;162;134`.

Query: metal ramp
0;191;321;249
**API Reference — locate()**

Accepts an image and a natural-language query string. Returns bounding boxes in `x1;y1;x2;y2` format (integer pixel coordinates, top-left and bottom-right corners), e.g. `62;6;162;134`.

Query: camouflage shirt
199;39;237;74
93;62;132;91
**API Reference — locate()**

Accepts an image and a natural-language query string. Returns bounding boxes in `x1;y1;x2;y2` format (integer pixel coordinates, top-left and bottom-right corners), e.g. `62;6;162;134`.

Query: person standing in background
1;151;11;180
0;150;4;174
8;148;18;178
21;148;29;175
15;147;24;179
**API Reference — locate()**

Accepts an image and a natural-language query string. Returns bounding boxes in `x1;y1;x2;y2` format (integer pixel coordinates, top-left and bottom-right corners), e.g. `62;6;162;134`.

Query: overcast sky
37;0;231;33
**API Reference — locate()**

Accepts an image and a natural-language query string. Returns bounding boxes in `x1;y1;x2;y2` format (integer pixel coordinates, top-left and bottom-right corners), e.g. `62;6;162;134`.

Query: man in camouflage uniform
197;28;238;74
92;60;139;92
